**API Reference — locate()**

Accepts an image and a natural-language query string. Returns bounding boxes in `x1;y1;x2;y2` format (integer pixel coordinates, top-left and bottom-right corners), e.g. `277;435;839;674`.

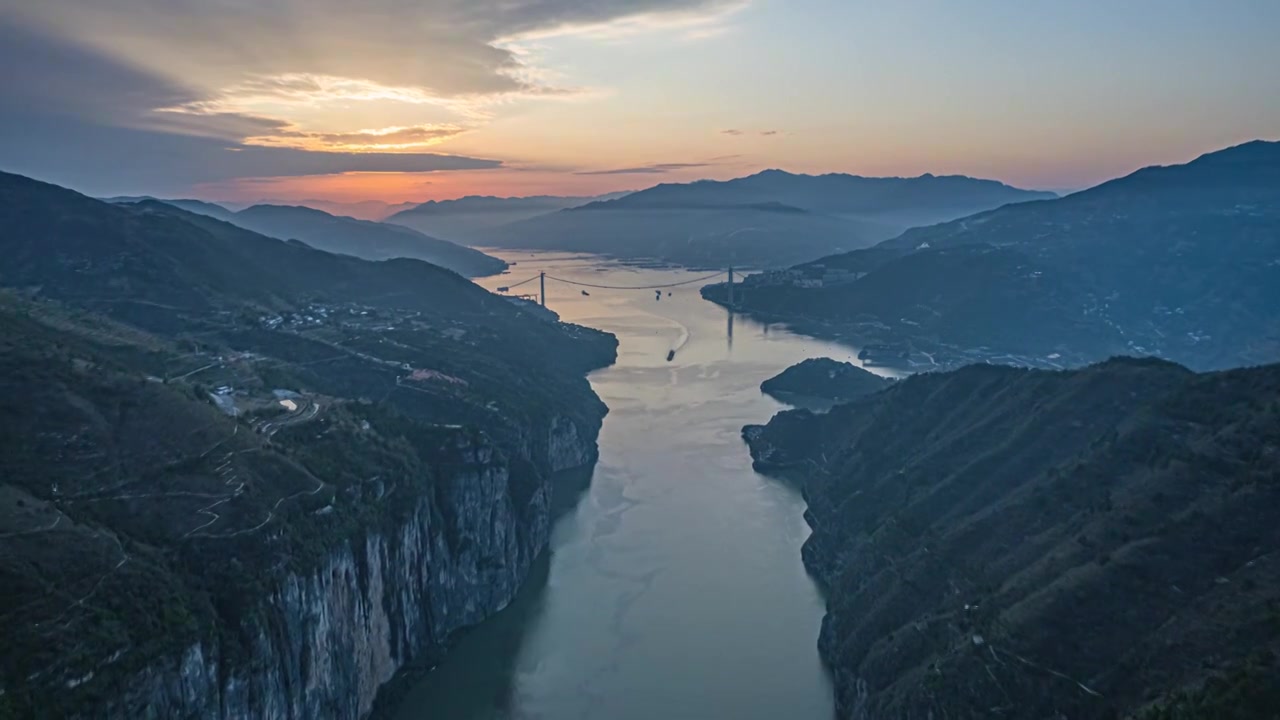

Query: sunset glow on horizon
3;0;1278;204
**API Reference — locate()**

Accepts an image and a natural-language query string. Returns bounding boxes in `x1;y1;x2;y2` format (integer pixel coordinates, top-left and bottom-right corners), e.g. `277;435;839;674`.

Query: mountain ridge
473;170;1052;268
0;169;618;718
744;356;1280;719
385;192;629;243
704;140;1280;370
577;168;1055;217
146;198;508;277
395;192;628;214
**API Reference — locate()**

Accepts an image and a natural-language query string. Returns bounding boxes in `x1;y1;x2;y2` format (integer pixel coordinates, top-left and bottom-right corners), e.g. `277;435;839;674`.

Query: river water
389;252;894;720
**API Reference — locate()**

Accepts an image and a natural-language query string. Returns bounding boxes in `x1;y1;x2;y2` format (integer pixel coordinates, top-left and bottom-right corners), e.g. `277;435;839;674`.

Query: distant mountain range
108;197;507;277
464;170;1054;268
221;197;420;221
105;170;1053;272
581;169;1054;222
103;195;231;218
746;356;1280;719
706;140;1280;370
225;204;507;277
386;192;628;242
110;196;420;221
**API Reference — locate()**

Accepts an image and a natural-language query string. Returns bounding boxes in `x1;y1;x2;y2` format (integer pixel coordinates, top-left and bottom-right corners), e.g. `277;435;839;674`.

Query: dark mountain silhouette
105;195;234;219
386;193;627;242
233;204;507;276
208;198;418;221
477;170;1053;268
706;141;1280;370
137;198;507;277
581;169;1054;222
251;198;420;221
0;171;573;342
117;196;418;233
745;357;1280;719
760;357;893;405
163;198;239;222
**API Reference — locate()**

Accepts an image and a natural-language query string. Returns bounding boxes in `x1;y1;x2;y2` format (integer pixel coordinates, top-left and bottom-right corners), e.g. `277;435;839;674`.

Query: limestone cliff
87;419;596;720
0;170;623;720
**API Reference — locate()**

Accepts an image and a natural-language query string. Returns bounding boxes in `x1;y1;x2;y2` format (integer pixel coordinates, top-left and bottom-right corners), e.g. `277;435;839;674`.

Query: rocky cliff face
93;419;595;720
0;172;620;720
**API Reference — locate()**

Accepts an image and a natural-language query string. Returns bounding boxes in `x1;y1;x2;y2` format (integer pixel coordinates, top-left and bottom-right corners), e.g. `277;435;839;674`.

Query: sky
1;0;1278;206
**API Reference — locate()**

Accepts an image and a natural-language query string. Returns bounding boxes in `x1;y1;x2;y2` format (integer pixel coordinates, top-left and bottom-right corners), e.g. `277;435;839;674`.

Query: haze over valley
2;2;1278;719
704;141;1280;371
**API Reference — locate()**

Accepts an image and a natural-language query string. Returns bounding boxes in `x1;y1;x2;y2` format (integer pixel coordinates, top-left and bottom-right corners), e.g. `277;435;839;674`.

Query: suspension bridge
495;267;738;306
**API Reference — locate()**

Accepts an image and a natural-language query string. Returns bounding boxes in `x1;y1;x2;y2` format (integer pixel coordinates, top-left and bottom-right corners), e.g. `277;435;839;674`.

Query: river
388;252;896;720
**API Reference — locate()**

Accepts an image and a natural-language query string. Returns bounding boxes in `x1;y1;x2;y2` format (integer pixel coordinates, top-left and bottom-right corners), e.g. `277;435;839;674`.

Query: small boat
666;350;675;362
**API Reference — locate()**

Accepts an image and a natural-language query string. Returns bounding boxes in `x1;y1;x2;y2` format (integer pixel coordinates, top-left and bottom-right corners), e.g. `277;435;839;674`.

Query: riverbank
700;280;1089;372
745;358;1280;718
384;251;900;719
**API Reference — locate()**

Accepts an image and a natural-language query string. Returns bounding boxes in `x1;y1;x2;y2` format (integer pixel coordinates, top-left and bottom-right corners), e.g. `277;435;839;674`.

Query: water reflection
375;466;592;720
388;252;894;720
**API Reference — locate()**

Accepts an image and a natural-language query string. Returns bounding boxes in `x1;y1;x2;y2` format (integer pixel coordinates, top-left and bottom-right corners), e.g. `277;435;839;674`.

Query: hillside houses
742;264;863;290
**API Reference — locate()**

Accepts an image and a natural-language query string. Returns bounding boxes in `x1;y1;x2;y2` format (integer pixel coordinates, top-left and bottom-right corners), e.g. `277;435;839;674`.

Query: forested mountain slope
746;357;1280;719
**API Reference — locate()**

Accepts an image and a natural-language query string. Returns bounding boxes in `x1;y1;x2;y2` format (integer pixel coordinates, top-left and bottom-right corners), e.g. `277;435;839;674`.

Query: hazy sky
1;0;1277;203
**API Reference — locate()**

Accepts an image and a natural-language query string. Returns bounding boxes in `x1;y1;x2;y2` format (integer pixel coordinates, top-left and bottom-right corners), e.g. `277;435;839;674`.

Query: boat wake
667;320;691;361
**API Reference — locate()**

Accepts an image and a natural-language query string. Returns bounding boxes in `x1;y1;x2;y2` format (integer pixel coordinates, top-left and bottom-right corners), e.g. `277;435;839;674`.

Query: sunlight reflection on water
389;251;894;720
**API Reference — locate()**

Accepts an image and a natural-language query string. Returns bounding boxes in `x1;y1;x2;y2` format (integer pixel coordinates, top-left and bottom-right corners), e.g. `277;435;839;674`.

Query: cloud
142;111;296;143
0;22;499;196
160;74;508;124
0;113;502;194
496;1;747;44
681;24;733;41
575;162;713;175
720;128;781;138
233;123;469;152
8;0;744;99
1;2;744;192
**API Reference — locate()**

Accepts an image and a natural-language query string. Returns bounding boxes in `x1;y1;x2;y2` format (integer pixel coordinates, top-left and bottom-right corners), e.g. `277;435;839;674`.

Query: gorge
384;252;887;720
0;176;615;718
4;143;1278;720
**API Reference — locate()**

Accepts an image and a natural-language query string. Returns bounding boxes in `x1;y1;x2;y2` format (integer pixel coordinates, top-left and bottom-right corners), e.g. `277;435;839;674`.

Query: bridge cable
542;271;727;290
501;274;542;290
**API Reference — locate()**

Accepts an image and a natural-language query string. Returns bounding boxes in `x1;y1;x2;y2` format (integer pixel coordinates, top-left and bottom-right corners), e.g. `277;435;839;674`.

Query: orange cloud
243;123;469;152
